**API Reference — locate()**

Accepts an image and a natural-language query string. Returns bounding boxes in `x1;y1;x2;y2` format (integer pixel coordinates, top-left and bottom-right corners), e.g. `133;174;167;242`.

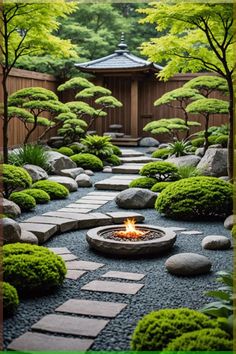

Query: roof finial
115;32;129;54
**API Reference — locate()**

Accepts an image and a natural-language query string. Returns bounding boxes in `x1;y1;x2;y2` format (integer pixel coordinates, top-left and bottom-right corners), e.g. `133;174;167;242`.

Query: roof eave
75;64;162;74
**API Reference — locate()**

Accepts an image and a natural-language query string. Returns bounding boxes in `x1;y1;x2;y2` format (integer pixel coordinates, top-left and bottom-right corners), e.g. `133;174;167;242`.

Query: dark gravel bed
4;148;233;350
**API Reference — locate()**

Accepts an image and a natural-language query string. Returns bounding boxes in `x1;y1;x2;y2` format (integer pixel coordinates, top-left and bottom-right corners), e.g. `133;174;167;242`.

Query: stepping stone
110;174;138;180
202;235;231;250
22;216;77;233
120;150;144;157
48;247;70;254
56;299;127;318
66;203;100;210
120;156;158;163
105;211;145;224
75;199;105;205
95;179;134;191
66;270;87;280
58;207;92;214
8;332;93;351
19;223;57;244
31;314;109;337
88;191;119;197
167;227;187;232
112;164;145;174
82;280;144;295
82;195;115;201
165;253;212;276
60;253;78;261
180;230;203;235
66;260;104;271
102;271;145;281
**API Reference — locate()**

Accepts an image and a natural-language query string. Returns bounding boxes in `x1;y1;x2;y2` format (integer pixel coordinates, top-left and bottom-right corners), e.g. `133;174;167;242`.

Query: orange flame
114;218;146;239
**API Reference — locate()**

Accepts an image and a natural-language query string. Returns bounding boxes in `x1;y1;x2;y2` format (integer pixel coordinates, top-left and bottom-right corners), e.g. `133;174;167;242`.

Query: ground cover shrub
3;243;66;296
69;143;84;153
2;164;32;197
140;161;179;181
191;137;205;147
151;181;171;192
57;146;74;156
105;154;121;166
129;177;157;189
155;177;233;220
151;148;170;159
130;308;217;351
71;153;103;171
177;165;202;179
8;144;50;172
22;188;50;204
80;135;114;160
3;282;19;316
9;192;36;211
32;180;69;199
165;328;232;351
215;135;228;147
111;145;122;156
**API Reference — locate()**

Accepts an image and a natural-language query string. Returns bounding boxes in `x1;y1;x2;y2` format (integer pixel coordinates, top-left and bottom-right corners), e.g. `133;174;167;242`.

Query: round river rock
165;252;212;276
201;235;231;250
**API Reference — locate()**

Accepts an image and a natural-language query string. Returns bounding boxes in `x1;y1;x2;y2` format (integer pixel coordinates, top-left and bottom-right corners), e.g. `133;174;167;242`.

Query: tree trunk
24;116;38;144
2;68;9;164
203;114;210;155
226;77;234;182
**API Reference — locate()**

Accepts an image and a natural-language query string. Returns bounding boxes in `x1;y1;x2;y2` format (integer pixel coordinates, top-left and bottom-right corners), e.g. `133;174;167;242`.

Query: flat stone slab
66;270;87;280
102;271;145;281
75;199;106;205
88;191;119;197
82;280;144;294
120;156;158;163
180;230;203;235
112;163;145;174
105;211;145;224
110;174;139;180
95;179;134;191
66;203;100;210
120;150;144;157
60;253;78;261
66;260;104;270
48;247;70;254
167;227;187;232
8;332;93;351
19;223;57;244
22;216;77;233
56;299;127;318
58;207;92;214
82;195;115;201
31;314;109;337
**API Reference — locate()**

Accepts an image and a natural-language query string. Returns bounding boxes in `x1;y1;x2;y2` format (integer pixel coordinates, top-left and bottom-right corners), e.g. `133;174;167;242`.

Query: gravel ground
4;147;233;350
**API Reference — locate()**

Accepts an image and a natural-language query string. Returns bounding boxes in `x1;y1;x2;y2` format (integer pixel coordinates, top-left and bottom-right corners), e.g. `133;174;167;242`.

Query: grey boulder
166;155;201;167
75;173;92;187
23;164;48;182
84;170;94;176
197;148;227;177
58;167;84;179
224;215;236;230
3;198;21;218
139;137;160;147
2;217;21;244
165;253;212;276
202;235;231;250
20;230;38;245
47;136;64;148
47;151;76;173
115;188;157;209
48;176;77;192
195;148;204;157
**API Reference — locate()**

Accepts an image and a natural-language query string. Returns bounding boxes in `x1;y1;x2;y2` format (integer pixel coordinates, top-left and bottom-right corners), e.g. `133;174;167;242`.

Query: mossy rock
57;146;74;156
2;164;32;196
129;177;157;189
22;188;50;204
140;161;179;181
131;308;218;351
9;192;36;211
165;328;232;351
71;153;103;171
32;180;69;200
155;176;233;220
151;181;171;192
3;243;66;296
151;148;170;159
3;282;19;317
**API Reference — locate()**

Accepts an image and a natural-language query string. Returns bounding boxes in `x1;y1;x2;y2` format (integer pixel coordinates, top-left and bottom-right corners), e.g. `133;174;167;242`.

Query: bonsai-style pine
183;76;228;97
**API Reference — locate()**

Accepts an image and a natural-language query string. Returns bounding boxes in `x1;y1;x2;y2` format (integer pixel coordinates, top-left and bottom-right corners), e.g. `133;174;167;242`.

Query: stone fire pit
86;224;176;256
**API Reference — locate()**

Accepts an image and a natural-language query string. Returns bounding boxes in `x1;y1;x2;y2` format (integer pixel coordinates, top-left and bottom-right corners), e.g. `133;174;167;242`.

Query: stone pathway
95;174;138;191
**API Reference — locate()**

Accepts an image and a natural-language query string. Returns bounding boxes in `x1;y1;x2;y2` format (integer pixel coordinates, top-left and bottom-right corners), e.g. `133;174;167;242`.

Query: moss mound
57;146;74;156
9;192;36;211
151;181;171;192
129;177;157;189
112;145;122;156
165;328;232;351
71;153;103;171
151;148;170;159
131;308;217;351
32;180;69;199
22;188;50;204
140;161;178;181
215;135;228;147
155;176;232;220
2;164;32;196
3;243;66;296
105;154;121;166
3;282;19;316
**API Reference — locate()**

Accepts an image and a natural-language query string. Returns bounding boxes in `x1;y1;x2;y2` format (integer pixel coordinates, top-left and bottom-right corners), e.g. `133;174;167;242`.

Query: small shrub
71;153;103;171
191;136;218;147
130;308;217;351
151;181;171;192
168;139;192;157
165;328;232;351
2;164;32;197
22;188;50;204
105;154;121;166
57;146;74;156
140;161;179;182
3;243;66;295
69;143;84;153
9;192;36;211
232;225;236;238
3;282;19;316
80;135;114;160
215;135;228;147
8;144;50;171
32;180;69;199
177;165;202;179
129;177;157;189
151;148;170;159
155;177;233;220
111;145;122;156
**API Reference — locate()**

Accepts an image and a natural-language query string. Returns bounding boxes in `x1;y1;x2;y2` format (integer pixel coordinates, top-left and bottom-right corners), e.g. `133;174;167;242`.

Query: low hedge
22;188;50;204
155;176;233;220
131;308;217;351
71;153;103;171
32;180;69;200
9;192;36;211
3;243;66;296
165;328;232;351
151;181;171;192
3;282;19;316
151;148;170;159
105;154;121;166
140;161;179;181
2;164;32;197
129;177;157;189
57;146;74;156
